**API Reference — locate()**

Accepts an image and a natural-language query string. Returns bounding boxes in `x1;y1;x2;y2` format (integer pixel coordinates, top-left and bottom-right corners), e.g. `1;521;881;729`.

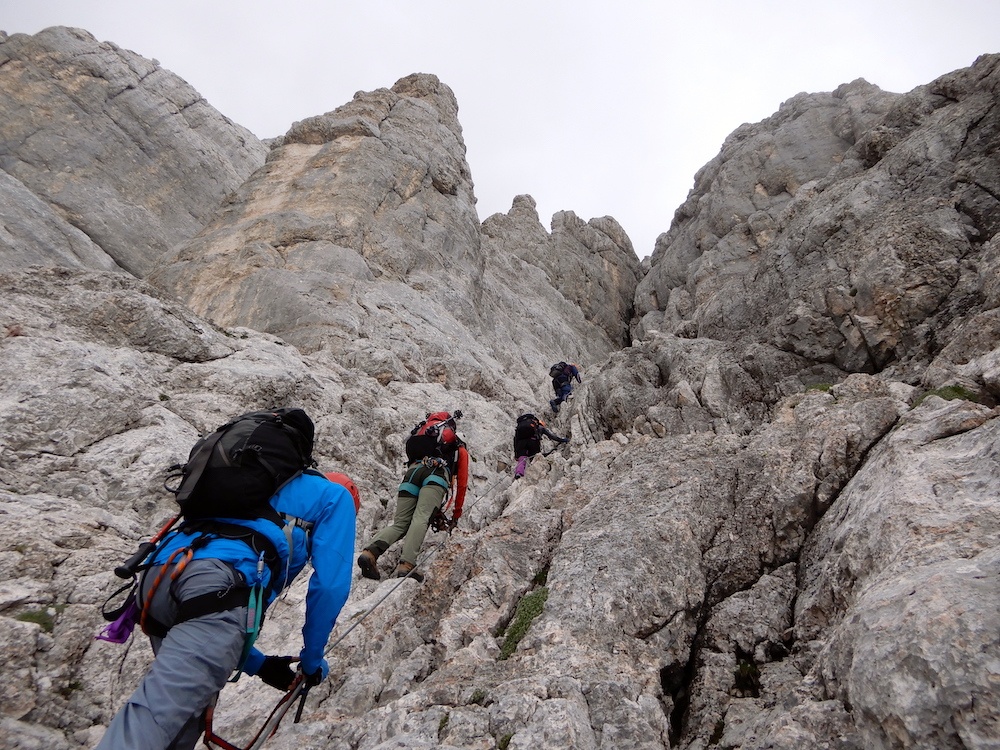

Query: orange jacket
448;444;470;519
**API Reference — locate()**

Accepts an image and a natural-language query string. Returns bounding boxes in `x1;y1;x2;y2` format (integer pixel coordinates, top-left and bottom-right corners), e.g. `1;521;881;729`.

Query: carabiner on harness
421;455;447;470
428;506;457;534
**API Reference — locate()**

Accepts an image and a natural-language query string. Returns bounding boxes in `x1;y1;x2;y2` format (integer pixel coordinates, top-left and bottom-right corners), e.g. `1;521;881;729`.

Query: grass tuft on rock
499;587;548;660
914;384;980;407
15;609;56;633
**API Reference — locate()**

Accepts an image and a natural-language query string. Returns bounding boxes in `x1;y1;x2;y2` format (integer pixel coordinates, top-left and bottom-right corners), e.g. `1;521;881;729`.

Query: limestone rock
0;27;267;276
1;34;999;750
480;194;641;372
149;73;482;350
483;197;641;348
636;55;1000;390
792;399;1000;748
150;81;637;395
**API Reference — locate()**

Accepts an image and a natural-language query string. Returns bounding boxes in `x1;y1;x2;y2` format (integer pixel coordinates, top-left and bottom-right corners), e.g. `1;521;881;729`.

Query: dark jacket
551;362;581;388
513;417;565;458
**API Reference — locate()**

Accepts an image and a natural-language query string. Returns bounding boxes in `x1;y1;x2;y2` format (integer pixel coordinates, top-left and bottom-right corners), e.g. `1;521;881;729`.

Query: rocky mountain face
1;26;998;750
0;27;267;276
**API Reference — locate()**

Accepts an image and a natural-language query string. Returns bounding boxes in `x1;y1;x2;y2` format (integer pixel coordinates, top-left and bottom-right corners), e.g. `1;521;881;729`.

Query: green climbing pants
368;463;448;565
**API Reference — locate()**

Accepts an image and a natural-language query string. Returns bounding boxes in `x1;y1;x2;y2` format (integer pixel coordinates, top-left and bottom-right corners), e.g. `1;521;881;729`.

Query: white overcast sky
3;1;999;258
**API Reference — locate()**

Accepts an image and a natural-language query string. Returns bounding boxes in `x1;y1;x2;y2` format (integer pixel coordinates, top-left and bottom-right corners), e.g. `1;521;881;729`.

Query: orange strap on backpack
139;546;194;636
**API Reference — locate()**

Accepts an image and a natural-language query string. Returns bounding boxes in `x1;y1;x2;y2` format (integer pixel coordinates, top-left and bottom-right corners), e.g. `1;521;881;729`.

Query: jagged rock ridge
0;26;998;750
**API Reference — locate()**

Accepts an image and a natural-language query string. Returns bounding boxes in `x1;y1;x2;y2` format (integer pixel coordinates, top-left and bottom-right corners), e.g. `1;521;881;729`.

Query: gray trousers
96;558;247;750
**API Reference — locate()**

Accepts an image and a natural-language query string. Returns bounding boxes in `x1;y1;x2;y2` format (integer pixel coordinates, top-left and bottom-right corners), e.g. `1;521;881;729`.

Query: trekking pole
203;674;307;750
114;515;180;579
541;444;564;458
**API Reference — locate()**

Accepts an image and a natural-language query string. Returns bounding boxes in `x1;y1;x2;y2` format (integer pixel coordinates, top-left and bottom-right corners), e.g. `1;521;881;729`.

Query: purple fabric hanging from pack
96;597;141;643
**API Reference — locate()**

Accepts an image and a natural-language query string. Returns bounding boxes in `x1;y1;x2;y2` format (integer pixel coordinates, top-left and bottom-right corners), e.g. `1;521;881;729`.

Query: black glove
257;655;297;691
303;667;325;688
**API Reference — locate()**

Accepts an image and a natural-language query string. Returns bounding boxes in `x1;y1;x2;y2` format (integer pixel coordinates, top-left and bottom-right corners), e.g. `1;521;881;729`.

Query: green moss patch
499;587;548;660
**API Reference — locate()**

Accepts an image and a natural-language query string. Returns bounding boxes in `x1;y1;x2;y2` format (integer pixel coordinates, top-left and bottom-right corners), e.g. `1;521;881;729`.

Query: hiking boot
395;561;424;582
357;549;380;580
549;399;560;414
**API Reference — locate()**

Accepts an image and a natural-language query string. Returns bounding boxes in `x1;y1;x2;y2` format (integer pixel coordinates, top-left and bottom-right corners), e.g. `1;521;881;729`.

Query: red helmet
325;471;361;513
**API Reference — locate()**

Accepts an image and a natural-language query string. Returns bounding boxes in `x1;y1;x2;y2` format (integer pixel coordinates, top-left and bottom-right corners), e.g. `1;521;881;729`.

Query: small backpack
168;408;315;524
549;362;568;379
405;410;461;463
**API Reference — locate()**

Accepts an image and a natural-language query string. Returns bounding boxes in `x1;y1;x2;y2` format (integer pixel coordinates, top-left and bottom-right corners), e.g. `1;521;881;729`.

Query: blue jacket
148;470;356;675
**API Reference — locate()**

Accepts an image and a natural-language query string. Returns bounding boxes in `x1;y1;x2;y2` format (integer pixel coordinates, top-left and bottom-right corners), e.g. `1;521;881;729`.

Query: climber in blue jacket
549;361;582;414
96;470;358;750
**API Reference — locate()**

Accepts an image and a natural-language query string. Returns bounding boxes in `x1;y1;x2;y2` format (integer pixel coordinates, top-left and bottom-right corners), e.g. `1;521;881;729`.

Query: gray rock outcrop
0;27;267;276
0;27;998;750
482;195;641;349
149;75;640;391
636;56;1000;391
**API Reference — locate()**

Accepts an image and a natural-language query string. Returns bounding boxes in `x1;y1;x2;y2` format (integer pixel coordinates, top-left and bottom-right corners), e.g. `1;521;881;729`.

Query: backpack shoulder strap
278;513;314;593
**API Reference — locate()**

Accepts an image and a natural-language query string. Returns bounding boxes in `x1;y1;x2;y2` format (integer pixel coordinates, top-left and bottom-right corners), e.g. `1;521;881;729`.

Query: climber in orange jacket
357;411;468;582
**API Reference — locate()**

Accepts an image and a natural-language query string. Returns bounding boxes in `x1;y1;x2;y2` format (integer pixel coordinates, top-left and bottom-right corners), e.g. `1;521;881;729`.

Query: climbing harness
203;674;308;750
137;525;276;640
398;460;451;498
139;543;198;637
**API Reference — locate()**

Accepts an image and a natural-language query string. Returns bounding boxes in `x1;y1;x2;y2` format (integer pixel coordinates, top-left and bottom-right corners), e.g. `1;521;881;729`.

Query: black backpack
549;362;568;379
168;408;315;525
515;414;539;441
405;410;462;463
